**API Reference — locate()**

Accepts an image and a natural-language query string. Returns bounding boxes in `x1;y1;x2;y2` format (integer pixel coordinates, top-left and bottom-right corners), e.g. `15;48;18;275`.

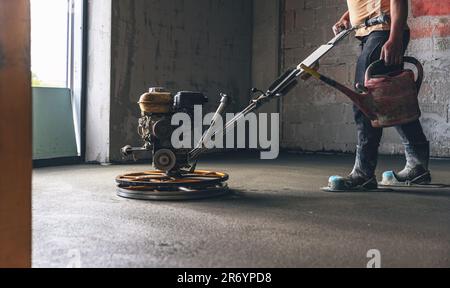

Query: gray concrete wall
281;0;450;158
108;0;253;162
251;0;281;151
252;0;280;115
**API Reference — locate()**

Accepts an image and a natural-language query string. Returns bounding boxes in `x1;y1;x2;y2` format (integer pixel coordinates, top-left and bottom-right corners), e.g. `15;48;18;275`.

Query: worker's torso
347;0;391;37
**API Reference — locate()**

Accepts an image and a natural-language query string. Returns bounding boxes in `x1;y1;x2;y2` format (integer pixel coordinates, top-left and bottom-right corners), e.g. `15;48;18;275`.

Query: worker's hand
332;18;351;35
381;38;404;66
300;62;320;80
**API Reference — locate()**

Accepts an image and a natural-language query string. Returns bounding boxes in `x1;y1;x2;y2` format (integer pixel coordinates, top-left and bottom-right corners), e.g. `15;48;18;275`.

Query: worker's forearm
389;0;408;40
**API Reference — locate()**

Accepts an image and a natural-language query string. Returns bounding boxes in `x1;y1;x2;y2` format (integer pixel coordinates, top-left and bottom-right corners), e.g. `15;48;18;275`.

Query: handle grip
365;56;424;92
365;13;390;27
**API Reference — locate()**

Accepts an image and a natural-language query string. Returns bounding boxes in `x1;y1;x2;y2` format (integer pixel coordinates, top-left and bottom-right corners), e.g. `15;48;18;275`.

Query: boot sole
379;171;448;188
321;187;394;193
378;183;449;189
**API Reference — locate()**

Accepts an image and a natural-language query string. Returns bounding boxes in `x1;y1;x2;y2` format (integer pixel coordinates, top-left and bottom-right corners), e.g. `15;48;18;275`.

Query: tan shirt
347;0;391;37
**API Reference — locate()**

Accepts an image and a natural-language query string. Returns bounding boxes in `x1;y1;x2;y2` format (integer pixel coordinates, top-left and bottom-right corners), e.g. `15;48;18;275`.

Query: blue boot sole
321;187;394;193
379;171;448;189
322;176;393;192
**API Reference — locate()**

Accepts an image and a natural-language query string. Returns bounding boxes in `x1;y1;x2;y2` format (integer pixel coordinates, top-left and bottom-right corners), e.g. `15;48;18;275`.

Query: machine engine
121;87;208;173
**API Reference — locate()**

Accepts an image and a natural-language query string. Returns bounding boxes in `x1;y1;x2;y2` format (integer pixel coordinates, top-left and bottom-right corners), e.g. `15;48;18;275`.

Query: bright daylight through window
31;0;69;88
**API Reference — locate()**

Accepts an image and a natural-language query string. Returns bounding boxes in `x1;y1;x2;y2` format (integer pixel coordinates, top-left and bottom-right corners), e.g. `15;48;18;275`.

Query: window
31;0;85;161
31;0;69;88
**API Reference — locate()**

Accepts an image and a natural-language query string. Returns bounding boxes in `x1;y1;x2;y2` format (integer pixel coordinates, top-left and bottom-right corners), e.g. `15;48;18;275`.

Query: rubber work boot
327;172;378;192
381;142;432;186
326;145;378;191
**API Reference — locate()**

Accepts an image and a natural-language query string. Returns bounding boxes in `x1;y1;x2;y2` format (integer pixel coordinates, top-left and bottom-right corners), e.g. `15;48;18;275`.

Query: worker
329;0;431;191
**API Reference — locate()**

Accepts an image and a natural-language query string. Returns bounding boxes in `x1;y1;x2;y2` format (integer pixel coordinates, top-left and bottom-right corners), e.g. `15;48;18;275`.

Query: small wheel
153;149;177;171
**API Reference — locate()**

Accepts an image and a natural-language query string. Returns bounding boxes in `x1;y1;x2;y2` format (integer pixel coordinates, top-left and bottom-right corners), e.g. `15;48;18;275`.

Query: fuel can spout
300;64;377;121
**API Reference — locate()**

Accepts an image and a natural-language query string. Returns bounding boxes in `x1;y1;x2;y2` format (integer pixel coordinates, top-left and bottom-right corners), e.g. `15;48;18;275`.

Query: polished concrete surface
32;153;450;268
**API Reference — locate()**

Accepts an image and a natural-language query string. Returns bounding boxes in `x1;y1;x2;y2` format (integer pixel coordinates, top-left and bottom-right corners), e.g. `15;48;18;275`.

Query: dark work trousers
353;30;428;178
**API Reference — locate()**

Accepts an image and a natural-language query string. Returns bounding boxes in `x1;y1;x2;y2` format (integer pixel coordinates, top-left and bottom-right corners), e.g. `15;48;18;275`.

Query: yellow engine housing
138;87;173;114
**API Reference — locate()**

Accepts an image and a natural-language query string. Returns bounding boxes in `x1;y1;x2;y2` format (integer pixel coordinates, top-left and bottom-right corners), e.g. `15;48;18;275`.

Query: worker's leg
354;30;416;177
327;31;413;190
396;120;430;171
382;120;431;184
327;32;389;190
351;32;390;182
380;31;432;185
351;108;382;180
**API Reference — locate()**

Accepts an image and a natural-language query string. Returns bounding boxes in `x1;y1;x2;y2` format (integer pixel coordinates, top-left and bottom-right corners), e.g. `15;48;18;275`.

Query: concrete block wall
408;0;450;157
281;0;450;158
108;0;253;162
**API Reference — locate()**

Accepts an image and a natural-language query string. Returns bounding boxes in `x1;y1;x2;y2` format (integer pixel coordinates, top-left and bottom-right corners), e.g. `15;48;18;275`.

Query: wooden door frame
0;0;32;268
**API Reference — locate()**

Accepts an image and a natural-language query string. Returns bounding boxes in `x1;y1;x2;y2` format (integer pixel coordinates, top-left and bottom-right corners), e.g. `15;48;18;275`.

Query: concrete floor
32;153;450;268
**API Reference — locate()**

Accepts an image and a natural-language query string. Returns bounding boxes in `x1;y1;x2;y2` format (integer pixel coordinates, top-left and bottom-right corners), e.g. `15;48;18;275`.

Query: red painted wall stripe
411;22;450;39
412;0;450;17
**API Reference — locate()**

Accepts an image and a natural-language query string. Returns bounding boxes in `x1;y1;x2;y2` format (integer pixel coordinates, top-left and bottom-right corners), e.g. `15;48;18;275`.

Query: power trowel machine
116;14;433;200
